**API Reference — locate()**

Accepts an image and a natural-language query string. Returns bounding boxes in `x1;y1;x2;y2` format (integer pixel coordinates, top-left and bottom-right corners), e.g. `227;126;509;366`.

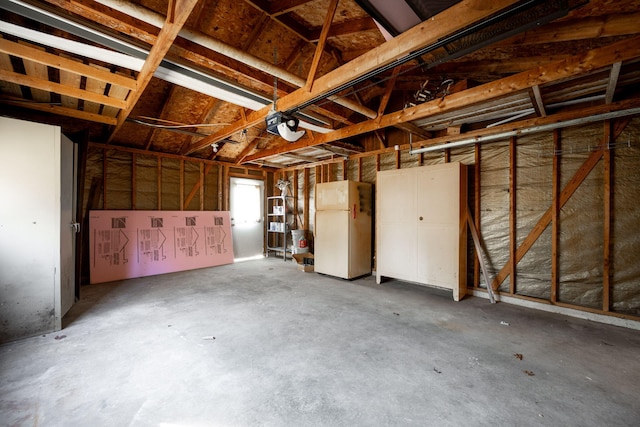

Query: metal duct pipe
409;107;640;155
93;0;377;119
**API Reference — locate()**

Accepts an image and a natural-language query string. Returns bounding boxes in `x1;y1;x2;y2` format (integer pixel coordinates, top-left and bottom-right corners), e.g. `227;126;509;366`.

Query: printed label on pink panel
90;210;234;284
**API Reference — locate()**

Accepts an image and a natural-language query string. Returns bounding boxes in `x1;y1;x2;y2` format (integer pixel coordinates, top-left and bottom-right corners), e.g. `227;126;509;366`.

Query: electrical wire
131;116;231;129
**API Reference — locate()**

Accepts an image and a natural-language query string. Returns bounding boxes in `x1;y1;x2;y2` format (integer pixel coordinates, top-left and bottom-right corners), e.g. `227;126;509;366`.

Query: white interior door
230;178;264;260
57;134;76;326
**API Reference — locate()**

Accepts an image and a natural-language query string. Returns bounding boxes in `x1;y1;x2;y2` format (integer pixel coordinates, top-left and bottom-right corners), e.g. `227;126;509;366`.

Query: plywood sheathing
191;0;264;48
149;86;216;154
450;37;631;69
434;0;639;83
116;78;174;151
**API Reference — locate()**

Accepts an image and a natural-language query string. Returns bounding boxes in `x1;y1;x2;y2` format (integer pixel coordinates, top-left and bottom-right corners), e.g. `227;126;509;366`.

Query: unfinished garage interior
1;0;640;425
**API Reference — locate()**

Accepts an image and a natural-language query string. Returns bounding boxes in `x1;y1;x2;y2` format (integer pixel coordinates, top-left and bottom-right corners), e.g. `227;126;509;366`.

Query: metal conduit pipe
409;107;640;155
94;0;377;119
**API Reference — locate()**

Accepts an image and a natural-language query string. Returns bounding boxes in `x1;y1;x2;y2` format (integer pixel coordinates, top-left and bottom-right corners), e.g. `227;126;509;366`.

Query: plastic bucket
291;229;309;254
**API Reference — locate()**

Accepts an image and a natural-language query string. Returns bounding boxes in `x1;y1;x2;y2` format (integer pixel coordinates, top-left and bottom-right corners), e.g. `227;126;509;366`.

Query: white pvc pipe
409;107;640;154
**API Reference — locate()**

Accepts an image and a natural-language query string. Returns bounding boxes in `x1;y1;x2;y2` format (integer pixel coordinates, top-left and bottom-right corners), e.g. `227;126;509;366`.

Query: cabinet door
416;163;466;300
376;168;417;282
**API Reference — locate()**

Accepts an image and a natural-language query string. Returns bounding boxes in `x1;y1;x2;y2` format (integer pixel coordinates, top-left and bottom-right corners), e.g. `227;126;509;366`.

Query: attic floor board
1;257;639;426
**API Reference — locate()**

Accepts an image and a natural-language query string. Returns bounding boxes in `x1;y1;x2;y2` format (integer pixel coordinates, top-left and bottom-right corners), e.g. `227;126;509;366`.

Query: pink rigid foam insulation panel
89;210;234;284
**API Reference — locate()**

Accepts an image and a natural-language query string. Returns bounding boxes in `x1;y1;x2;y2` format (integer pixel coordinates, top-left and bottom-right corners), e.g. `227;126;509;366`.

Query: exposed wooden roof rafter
186;0;524;154
242;35;640;162
108;0;200;142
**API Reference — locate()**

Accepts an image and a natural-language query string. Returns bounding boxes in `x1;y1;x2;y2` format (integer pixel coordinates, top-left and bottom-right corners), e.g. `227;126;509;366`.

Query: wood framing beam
35;0;386;128
145;86;177;150
235;136;263;165
179;159;185;210
242;35;640;162
223;165;230;211
0;38;136;90
0;69;127;109
303;167;309;233
377;67;400;120
268;0;314;17
490;118;631;291
509;136;517;294
184;163;214;210
88;142;262;170
501;12;640;46
426;55;570;78
605;62;622;104
374;131;387;149
39;0;283;103
280;153;321;163
305;0;338;91
551;130;560;302
177;97;222;154
186;0;523;154
394;122;432;140
157;157;162;210
603;121;613;311
308;17;378;42
531;85;546;117
0;98;117;125
466;204;495;303
474;144;481;289
217;166;223;210
199;163;204;210
132;153;137;209
20;42;50;103
293;172;300;229
109;0;199;142
279;156;344;172
346;97;640;162
491;148;605;291
103;150;108;209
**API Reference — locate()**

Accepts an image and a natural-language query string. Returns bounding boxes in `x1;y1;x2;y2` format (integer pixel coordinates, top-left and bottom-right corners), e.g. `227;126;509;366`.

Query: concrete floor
1;257;639;427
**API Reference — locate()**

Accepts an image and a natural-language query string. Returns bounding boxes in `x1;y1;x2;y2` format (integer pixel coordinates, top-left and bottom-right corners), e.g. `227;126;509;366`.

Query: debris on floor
500;321;510;326
514;353;523;360
202;336;216;340
524;370;535;376
54;335;66;340
433;368;442;374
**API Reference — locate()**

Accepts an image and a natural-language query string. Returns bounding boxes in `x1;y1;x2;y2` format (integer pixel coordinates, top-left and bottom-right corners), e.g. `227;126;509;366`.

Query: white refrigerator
315;180;372;279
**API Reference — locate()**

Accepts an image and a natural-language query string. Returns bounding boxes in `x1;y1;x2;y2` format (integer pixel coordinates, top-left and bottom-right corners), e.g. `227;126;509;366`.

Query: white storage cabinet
376;162;467;301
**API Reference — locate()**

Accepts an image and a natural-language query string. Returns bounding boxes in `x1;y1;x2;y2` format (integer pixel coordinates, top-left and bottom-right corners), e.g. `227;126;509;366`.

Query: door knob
419;216;423;221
